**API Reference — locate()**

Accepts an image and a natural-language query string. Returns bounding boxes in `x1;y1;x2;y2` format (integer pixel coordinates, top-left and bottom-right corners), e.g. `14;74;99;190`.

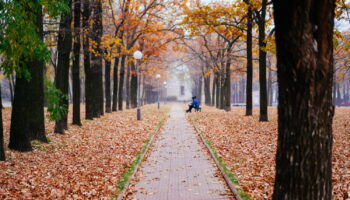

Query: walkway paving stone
126;104;234;200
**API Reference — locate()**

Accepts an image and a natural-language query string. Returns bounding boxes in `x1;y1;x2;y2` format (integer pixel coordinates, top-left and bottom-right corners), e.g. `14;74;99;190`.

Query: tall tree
90;0;103;117
72;0;82;125
9;2;48;151
257;0;268;121
55;0;73;134
26;5;47;142
272;0;336;199
246;7;253;116
83;0;93;120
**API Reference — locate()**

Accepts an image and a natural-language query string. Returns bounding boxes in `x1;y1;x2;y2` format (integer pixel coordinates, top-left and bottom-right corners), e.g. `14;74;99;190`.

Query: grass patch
189;115;250;200
30;139;53;152
113;114;168;199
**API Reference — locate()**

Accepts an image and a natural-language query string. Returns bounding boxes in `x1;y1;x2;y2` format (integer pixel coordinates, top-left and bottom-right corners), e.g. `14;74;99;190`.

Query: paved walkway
126;104;234;200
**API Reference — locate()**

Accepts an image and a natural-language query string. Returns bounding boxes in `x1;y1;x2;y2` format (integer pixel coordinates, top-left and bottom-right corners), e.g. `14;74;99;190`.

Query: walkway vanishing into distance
126;104;234;200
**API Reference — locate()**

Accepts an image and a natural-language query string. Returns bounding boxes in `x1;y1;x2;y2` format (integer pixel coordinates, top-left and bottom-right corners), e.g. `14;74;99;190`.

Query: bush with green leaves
44;79;68;121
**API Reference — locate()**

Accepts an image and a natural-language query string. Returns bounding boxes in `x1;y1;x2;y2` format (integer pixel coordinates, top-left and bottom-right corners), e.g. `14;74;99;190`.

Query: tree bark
268;67;273;106
0;82;5;161
93;0;104;116
272;0;335;199
88;0;103;118
8;76;14;105
55;0;73;134
130;62;137;108
216;73;220;108
118;56;126;110
72;0;82;125
204;74;211;106
219;69;225;109
83;0;93;120
112;57;119;111
212;74;216;106
245;0;253;116
105;58;112;113
198;75;203;104
258;0;268;121
126;62;130;109
224;61;231;111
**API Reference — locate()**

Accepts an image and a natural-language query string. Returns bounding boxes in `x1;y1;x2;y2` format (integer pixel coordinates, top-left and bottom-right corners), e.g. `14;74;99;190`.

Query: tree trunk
268;67;273;106
198;75;203;104
258;0;268;121
336;82;342;105
219;70;225;109
118;56;126;110
9;75;33;151
224;61;231;111
272;0;335;199
126;62;130;109
216;73;220;108
212;74;216;106
105;58;112;113
83;0;93;120
0;82;5;161
204;74;211;106
90;0;103;118
55;0;73;134
112;57;119;111
246;5;253;116
8;76;14;105
130;62;137;108
72;0;82;126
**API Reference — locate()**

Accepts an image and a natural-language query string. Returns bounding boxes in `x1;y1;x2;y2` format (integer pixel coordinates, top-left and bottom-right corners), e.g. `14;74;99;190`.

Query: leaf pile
189;107;350;199
0;105;169;199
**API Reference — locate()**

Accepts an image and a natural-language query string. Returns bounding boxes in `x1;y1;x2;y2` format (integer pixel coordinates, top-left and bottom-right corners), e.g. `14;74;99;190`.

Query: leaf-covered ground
0;105;169;199
189;106;350;200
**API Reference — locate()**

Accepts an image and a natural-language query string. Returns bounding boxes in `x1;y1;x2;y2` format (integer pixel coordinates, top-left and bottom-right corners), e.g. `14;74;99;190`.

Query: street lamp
156;74;161;109
163;81;167;104
133;50;143;120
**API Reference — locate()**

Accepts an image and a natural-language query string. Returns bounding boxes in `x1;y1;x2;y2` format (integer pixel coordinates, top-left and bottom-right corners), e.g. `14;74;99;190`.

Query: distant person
186;96;200;113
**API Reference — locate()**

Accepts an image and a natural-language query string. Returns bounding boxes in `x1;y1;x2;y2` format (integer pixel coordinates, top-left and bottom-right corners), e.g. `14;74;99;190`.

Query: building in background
166;64;192;102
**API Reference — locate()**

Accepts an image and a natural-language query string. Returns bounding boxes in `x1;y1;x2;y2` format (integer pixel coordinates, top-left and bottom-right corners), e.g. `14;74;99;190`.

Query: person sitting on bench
186;96;200;113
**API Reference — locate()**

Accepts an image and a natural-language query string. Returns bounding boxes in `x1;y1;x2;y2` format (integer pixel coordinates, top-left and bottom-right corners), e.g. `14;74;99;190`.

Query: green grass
190;115;250;200
113;114;168;199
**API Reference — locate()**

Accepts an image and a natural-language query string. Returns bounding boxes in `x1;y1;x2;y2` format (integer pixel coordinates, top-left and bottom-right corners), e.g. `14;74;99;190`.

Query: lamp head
133;50;143;60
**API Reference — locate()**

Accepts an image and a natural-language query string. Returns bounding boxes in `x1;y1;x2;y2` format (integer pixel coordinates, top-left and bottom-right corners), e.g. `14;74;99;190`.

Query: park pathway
126;104;234;200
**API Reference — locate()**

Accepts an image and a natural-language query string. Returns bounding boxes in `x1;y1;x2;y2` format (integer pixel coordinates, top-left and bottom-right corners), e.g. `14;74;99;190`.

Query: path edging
190;116;244;200
114;114;168;200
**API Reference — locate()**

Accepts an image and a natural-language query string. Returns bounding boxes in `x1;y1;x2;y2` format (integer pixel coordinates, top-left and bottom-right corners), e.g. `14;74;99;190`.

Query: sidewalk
126;104;234;200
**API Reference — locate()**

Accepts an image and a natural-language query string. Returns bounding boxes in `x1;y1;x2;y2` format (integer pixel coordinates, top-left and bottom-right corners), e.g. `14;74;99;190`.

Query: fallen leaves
0;105;169;199
189;106;350;200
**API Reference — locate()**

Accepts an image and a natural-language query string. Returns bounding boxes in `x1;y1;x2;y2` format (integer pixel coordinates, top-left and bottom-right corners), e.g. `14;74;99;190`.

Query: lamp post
156;74;161;109
133;50;143;120
163;81;167;104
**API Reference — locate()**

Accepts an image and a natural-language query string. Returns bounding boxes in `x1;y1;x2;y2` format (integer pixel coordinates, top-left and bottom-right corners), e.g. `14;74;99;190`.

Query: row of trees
181;0;349;199
181;0;350;122
0;0;181;161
